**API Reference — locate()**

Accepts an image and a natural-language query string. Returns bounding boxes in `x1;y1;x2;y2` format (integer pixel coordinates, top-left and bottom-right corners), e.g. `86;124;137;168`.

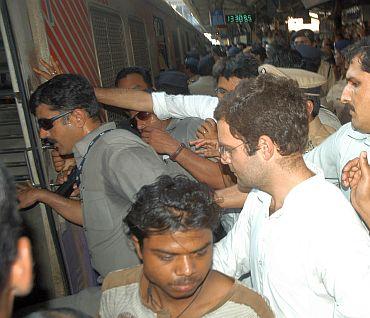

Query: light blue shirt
304;122;370;200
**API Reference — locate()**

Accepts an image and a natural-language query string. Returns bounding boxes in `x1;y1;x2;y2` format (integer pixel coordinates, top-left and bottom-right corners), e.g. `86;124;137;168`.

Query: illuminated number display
226;14;253;24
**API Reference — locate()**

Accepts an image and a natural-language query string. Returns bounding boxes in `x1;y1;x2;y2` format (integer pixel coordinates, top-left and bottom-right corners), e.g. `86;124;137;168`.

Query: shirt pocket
82;190;114;230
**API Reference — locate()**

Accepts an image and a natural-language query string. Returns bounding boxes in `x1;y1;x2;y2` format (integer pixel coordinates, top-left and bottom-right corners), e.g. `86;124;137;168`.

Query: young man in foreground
99;175;273;318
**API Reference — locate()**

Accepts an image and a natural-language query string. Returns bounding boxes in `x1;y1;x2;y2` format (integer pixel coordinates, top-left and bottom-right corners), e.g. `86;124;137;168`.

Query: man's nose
39;128;49;139
340;84;351;104
220;154;231;165
175;255;194;277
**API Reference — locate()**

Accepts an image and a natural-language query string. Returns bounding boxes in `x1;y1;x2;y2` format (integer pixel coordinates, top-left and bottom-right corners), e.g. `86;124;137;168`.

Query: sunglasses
135;112;152;121
37;110;73;131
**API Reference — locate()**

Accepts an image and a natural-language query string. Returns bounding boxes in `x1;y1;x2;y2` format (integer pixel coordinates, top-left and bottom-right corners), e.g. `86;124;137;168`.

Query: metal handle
24;147;40;187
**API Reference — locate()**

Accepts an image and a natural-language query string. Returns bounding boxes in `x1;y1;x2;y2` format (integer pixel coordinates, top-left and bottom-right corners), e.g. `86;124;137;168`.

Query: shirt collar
73;122;116;164
347;123;370;146
254;161;324;219
166;119;180;132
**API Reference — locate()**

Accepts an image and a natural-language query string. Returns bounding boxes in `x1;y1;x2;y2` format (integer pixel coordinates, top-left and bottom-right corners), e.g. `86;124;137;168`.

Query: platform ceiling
182;0;330;32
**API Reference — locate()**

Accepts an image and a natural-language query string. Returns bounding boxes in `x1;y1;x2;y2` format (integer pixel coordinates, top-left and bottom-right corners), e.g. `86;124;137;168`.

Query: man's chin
168;284;200;299
237;181;251;193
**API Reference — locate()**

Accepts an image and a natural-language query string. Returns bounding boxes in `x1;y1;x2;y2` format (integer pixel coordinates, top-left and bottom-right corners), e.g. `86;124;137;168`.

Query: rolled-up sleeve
152;92;219;120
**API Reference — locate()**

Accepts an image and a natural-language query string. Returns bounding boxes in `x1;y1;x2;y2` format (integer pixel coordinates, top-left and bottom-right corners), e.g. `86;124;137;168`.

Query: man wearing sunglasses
17;74;171;314
115;67;225;190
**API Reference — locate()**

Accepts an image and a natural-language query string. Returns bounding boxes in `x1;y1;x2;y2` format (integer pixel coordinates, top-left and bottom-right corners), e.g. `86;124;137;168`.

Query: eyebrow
345;75;359;83
150;242;212;255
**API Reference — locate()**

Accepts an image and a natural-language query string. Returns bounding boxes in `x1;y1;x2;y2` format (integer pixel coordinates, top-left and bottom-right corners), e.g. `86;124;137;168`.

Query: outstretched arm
17;185;83;225
95;88;154;112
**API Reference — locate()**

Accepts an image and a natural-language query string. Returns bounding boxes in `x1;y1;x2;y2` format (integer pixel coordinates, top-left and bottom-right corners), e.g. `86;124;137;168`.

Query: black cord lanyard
75;129;113;187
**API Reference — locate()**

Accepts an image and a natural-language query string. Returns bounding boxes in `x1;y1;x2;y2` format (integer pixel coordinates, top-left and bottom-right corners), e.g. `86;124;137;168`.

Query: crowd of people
1;27;370;318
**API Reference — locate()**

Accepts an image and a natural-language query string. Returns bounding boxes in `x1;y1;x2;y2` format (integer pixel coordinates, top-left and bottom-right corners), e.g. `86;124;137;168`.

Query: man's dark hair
29;74;100;118
211;45;226;58
125;175;220;247
250;43;267;62
114;66;153;88
184;57;199;75
212;54;259;80
214;74;308;156
345;36;370;73
155;71;189;95
198;55;215;76
265;44;303;68
0;164;23;293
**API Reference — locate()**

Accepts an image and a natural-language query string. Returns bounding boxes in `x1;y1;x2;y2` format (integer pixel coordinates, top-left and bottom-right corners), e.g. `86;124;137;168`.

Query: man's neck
265;155;314;214
141;270;222;317
0;288;13;318
82;120;102;136
161;119;172;131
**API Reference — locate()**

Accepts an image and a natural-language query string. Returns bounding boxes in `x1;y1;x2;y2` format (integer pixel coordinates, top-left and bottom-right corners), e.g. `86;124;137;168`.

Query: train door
0;0;68;308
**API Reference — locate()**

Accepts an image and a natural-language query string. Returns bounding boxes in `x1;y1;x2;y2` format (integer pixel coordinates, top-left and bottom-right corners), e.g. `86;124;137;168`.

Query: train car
0;0;209;309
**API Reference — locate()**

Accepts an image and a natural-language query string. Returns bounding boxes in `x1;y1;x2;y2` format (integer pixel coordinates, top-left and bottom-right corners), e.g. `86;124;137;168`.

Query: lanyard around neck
75;129;113;186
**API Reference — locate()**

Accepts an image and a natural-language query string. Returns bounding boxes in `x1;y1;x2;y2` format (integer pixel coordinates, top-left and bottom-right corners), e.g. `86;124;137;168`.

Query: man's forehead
217;76;240;89
346;57;369;80
117;73;148;89
217;120;238;145
145;229;212;252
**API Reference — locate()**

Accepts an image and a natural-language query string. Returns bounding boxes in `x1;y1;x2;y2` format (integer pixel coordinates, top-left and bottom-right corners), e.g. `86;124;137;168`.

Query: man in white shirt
304;37;370;201
212;74;370;317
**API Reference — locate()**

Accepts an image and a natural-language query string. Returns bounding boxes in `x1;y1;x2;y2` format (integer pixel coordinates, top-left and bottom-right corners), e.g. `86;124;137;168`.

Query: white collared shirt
304;122;370;199
213;169;370;317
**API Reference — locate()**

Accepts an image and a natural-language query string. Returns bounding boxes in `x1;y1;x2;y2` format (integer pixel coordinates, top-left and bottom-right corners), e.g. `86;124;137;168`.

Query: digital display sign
225;14;253;24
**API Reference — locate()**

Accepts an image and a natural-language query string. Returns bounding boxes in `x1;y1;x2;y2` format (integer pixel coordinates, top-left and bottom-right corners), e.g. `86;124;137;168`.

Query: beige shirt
305;116;336;152
99;266;274;318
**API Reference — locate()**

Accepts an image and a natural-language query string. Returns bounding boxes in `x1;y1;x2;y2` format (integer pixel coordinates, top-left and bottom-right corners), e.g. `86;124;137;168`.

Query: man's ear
9;237;33;296
70;109;88;129
257;135;275;161
132;235;143;260
306;100;314;117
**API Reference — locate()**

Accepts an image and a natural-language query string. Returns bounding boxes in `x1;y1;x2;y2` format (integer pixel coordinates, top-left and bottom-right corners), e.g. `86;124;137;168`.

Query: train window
90;6;128;87
128;16;151;72
172;29;182;68
153;16;169;70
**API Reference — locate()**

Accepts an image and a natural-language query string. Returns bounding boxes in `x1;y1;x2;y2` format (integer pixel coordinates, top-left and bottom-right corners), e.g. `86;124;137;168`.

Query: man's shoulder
100;128;143;146
227;281;274;317
102;265;142;292
205;271;274;317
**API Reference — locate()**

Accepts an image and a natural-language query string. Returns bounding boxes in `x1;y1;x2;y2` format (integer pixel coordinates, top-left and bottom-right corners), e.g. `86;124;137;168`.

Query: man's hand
347;151;370;228
342;156;360;188
141;127;180;155
33;57;63;81
16;183;46;209
56;166;80;197
196;118;218;140
51;149;76;173
190;138;219;158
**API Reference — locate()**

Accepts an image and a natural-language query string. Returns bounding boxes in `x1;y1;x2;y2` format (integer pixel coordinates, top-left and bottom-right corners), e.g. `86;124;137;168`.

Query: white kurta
213;169;370;318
